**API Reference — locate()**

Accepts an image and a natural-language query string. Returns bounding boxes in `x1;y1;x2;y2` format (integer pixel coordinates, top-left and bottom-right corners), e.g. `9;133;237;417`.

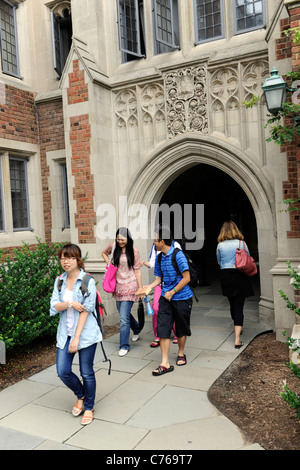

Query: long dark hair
113;227;135;269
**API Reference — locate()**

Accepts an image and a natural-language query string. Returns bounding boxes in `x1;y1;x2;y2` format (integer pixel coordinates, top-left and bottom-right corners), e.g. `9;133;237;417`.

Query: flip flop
150;340;160;348
176;354;187;366
152;365;174;376
235;342;244;349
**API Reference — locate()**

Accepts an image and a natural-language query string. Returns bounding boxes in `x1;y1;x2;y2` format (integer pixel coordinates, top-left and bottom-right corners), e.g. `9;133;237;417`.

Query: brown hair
58;243;85;270
217;221;244;243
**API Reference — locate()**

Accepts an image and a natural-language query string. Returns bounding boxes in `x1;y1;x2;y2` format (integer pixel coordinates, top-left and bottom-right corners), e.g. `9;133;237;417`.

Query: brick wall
0;84;38;144
0;86;65;256
68;60;96;244
36;98;65;244
276;13;300;238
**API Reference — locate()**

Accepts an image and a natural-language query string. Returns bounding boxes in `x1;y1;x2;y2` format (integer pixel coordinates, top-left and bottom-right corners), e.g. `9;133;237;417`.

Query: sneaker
119;349;128;357
132;334;139;342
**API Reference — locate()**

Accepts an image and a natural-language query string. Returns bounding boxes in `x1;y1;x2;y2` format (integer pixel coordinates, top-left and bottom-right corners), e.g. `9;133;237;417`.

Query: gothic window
9;157;30;231
153;0;180;54
0;0;20;78
233;0;265;34
61;162;70;229
194;0;224;44
117;0;146;62
51;7;72;76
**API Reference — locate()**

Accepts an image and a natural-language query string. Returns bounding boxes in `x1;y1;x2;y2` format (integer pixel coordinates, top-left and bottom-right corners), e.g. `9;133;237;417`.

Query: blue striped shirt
154;245;193;300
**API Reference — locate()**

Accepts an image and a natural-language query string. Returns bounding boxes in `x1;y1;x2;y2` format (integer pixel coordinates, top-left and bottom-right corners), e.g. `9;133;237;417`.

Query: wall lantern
262;67;299;125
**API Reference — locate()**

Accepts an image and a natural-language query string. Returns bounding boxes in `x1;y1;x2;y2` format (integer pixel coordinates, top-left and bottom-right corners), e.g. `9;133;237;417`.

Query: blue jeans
56;337;97;410
116;301;140;351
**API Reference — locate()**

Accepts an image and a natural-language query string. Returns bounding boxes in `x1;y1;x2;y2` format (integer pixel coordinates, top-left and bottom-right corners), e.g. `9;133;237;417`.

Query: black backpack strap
81;273;93;295
57;276;63;293
81;273;112;375
171;248;181;277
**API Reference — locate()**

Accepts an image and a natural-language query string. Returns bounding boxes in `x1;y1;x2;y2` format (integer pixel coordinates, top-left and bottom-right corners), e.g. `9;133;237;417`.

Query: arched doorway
159;164;258;286
127;136;277;328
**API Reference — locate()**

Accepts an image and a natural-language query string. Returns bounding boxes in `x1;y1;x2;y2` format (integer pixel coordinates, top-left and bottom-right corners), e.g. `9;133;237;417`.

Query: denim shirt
217;239;250;270
50;269;102;350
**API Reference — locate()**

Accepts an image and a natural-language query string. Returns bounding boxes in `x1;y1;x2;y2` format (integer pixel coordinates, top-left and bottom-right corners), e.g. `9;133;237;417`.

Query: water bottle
144;296;154;317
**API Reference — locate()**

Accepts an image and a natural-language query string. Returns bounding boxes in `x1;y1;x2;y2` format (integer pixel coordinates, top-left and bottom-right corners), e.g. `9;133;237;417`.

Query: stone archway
127;135;277;329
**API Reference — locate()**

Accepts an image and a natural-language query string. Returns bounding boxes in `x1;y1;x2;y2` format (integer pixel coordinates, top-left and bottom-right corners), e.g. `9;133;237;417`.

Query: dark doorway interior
159;164;258;285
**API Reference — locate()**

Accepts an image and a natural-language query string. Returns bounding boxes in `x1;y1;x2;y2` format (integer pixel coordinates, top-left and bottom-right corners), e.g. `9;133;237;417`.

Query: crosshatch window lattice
195;0;224;43
235;0;264;33
0;0;19;76
9;158;29;230
118;0;141;56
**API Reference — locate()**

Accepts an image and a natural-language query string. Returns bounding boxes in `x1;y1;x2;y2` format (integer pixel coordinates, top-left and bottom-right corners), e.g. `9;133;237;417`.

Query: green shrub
0;239;64;349
279;262;300;420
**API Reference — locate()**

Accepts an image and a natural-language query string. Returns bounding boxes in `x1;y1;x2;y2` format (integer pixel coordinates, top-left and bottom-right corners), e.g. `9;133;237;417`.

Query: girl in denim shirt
217;221;254;349
50;244;101;426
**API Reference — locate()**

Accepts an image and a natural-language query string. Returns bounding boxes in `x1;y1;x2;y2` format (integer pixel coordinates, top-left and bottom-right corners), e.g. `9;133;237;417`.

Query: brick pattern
68;60;96;244
276;12;300;238
0;84;38;144
36;99;65;243
67;59;89;105
0;86;64;255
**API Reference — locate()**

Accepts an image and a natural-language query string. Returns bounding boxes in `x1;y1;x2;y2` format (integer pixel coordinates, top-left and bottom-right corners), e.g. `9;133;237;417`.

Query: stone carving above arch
140;83;165;122
115;89;138;126
210;66;239;106
164;66;208;138
242;59;269;101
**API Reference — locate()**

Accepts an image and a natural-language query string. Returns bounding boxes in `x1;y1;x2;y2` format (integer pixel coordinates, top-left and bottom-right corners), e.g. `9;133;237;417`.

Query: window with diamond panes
194;0;224;44
234;0;265;34
9;158;30;231
0;0;19;77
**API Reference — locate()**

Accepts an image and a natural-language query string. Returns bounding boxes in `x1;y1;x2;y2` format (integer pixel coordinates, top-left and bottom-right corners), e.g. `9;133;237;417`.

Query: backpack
57;273;111;375
158;248;199;300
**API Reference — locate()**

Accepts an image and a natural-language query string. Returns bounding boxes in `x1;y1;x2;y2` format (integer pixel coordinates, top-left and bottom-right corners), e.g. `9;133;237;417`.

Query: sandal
72;397;84;417
150;340;160;348
81;410;94;426
176;354;187;366
173;338;178;344
235;342;244;349
152;365;174;376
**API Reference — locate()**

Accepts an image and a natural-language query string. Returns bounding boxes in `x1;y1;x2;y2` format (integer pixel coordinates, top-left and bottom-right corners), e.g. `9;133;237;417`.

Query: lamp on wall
262;67;300;125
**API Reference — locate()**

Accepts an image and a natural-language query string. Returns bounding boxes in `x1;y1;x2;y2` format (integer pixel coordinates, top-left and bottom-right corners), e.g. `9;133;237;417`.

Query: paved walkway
0;281;269;451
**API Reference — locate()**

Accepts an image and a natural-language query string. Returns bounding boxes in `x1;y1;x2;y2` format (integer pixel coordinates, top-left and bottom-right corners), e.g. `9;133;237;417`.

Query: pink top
104;243;141;301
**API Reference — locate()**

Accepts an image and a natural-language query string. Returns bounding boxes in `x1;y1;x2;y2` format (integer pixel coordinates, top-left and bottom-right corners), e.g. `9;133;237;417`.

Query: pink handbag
235;241;257;277
102;263;118;293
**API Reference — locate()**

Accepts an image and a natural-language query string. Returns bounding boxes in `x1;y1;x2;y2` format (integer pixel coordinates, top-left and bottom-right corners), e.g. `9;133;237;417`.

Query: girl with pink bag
102;228;143;357
216;221;255;349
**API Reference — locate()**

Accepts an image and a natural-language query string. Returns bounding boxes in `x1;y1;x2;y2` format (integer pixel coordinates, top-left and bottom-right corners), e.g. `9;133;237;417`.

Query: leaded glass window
194;0;224;44
0;0;20;77
9;158;30;231
234;0;265;34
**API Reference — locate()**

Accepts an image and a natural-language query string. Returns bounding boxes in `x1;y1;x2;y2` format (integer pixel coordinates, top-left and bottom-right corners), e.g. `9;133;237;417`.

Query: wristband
173;288;177;294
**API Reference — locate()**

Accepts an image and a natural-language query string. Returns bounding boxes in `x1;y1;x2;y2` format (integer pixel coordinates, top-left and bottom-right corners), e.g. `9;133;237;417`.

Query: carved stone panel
165;66;208;138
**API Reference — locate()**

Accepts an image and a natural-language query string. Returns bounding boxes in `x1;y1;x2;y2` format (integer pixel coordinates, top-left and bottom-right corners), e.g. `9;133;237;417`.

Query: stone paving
0;282;269;450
